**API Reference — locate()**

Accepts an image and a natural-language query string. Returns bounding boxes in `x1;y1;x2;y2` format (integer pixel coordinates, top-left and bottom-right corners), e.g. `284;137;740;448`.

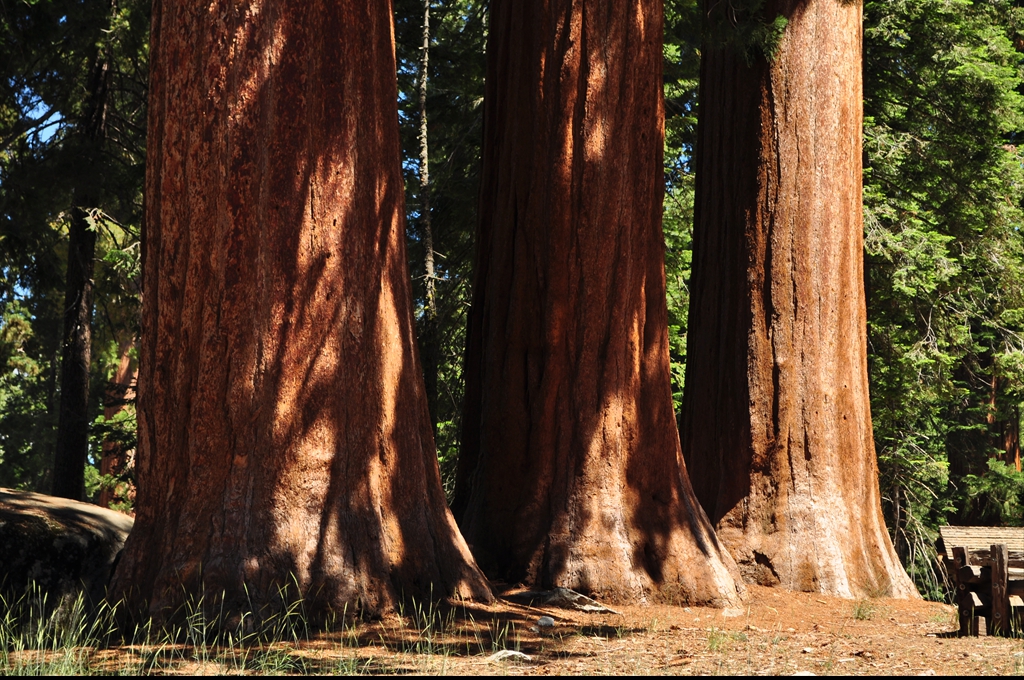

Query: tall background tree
394;0;487;495
50;0;113;501
0;0;147;501
680;0;916;597
108;0;491;620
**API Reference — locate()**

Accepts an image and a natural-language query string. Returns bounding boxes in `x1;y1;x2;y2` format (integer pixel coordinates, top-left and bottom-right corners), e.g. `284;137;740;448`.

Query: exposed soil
67;584;1024;675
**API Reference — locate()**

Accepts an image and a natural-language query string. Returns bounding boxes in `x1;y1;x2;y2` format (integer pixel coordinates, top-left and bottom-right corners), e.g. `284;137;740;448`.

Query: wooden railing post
992;543;1010;636
953;546;972;636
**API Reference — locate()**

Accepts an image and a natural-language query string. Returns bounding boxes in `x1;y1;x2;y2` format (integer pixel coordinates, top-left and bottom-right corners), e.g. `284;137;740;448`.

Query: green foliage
702;0;788;64
0;298;55;490
864;0;1024;597
394;0;487;496
663;0;702;412
664;183;694;412
89;408;137;462
87;406;136;511
0;0;147;493
963;459;1024;526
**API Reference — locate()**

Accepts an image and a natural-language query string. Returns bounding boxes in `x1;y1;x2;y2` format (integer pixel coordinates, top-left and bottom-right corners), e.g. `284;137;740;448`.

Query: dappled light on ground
6;585;1024;675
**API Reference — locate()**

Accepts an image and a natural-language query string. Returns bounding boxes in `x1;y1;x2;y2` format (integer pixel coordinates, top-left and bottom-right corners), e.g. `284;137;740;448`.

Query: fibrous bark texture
681;0;916;598
453;0;743;606
109;0;492;621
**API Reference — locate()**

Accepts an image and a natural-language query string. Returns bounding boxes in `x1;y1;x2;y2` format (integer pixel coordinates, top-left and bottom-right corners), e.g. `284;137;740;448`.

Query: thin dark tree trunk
52;38;112;500
681;0;916;598
109;0;492;623
418;0;439;426
454;0;743;606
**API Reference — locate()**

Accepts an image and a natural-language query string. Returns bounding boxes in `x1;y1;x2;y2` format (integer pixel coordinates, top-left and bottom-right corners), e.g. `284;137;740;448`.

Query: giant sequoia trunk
453;0;743;606
109;0;492;621
680;0;916;598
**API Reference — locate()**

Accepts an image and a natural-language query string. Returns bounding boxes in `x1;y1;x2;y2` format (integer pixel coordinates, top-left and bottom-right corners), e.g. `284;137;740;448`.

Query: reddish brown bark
109;0;492;621
453;0;743;606
986;376;1020;472
98;335;137;511
1000;413;1021;472
680;0;916;598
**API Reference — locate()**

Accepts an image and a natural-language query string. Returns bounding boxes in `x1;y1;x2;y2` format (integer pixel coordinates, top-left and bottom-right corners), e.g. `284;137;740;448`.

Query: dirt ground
61;584;1024;675
299;584;1023;676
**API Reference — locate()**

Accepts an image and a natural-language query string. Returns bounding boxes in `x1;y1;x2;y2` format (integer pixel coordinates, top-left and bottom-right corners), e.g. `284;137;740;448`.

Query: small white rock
721;607;745;618
792;672;816;676
917;671;936;676
801;648;814;654
487;650;532;664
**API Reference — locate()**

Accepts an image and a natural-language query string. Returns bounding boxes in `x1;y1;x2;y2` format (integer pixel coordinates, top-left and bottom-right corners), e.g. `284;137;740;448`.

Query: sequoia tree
453;0;743;605
680;0;916;597
109;0;492;621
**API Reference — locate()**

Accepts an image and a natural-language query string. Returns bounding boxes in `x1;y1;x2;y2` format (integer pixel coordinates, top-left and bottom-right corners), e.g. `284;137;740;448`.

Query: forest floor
327;584;1020;676
39;584;1022;675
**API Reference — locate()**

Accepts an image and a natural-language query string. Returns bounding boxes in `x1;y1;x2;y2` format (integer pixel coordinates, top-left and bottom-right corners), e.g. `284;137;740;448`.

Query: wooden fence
938;526;1024;636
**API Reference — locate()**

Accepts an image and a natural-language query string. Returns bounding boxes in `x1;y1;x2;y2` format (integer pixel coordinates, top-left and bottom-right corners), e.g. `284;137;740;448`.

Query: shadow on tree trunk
108;0;492;627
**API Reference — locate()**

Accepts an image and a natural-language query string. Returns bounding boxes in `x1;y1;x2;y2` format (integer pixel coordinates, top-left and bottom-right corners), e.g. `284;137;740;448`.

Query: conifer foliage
863;0;1024;596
